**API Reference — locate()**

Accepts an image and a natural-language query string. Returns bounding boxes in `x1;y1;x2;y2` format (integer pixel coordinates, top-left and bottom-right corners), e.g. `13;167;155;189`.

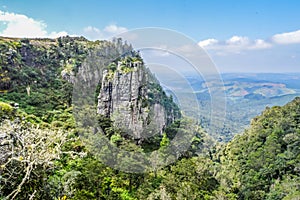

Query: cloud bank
199;29;300;55
272;30;300;44
1;8;299;62
83;24;128;40
0;10;67;38
0;10;127;40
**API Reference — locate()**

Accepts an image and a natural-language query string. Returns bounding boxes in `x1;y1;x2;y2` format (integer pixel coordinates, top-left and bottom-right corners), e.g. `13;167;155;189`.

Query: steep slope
0;36;180;134
0;36;187;199
0;36;133;119
97;56;180;139
216;97;300;199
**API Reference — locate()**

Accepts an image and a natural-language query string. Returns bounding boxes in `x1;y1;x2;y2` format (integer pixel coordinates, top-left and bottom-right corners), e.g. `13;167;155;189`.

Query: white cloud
226;36;250;46
83;24;128;40
199;29;300;55
272;30;300;44
83;26;103;40
103;24;127;34
48;31;69;38
198;38;218;47
199;36;272;54
0;10;128;41
249;39;272;50
0;10;68;38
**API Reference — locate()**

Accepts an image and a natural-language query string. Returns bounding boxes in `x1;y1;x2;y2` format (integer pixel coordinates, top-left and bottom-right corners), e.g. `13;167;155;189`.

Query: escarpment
0;36;180;140
97;56;180;139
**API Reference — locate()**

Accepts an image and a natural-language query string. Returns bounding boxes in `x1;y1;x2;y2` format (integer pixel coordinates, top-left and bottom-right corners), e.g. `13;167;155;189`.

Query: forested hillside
214;97;300;199
0;37;299;200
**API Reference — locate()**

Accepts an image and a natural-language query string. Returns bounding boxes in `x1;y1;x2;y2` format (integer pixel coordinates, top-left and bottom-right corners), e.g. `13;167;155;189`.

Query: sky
0;0;300;73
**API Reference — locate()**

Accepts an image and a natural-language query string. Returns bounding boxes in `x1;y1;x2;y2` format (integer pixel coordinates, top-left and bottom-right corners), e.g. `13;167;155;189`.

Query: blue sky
0;0;300;72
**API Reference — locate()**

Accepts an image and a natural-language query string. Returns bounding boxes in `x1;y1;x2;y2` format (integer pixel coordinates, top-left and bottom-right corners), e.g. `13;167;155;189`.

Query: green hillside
0;37;299;200
214;97;300;199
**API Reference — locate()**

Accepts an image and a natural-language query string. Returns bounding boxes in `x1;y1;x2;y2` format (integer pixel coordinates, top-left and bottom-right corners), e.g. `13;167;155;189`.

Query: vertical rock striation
97;57;179;139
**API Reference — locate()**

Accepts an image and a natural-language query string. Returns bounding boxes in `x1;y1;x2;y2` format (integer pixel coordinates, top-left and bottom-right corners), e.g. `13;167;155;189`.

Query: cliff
97;56;180;139
0;36;133;117
0;36;180;139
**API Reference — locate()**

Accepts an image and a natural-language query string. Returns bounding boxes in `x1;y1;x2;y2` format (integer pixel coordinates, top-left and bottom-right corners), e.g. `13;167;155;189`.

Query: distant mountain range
184;73;300;141
221;73;300;98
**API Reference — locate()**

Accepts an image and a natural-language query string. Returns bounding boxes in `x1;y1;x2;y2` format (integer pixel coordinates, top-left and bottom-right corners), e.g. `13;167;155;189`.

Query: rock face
97;57;177;139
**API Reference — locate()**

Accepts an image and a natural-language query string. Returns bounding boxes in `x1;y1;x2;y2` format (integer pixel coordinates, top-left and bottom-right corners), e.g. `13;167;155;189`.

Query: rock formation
97;56;179;139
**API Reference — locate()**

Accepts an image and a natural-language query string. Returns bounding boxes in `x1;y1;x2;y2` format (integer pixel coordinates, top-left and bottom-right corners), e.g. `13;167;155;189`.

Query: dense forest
0;37;299;199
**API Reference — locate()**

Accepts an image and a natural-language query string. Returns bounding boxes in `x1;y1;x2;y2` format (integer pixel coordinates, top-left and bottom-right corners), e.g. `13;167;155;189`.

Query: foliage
1;36;300;200
214;97;300;199
0;120;78;199
0;101;14;120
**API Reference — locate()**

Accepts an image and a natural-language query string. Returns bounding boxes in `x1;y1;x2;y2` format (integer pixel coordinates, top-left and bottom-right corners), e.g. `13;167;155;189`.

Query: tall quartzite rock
97;57;179;139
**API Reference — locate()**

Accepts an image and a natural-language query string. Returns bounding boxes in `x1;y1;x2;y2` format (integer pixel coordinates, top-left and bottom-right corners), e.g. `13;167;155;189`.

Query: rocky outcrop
97;57;177;139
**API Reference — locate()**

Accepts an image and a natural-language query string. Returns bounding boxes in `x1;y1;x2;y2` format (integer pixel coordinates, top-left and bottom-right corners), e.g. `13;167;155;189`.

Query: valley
184;73;300;141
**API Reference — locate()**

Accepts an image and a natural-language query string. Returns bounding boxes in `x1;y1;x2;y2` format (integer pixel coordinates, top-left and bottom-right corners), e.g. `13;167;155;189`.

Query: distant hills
221;73;300;98
186;73;300;141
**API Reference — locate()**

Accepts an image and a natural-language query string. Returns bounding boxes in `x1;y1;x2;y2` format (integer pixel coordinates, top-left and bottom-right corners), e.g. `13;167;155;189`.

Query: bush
0;101;14;120
0;120;73;199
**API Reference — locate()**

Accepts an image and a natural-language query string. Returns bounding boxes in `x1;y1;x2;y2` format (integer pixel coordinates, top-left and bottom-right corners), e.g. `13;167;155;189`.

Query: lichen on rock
97;56;180;139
